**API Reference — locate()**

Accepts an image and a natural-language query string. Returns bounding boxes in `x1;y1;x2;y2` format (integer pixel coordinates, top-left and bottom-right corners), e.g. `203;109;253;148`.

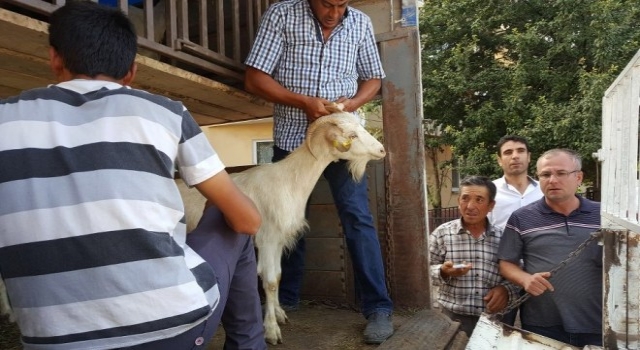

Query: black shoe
363;312;393;344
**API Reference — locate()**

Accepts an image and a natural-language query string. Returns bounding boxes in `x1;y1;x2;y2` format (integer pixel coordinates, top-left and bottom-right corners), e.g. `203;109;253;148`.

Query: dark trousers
440;307;480;337
522;324;602;347
123;206;266;350
187;206;267;350
119;318;216;350
273;146;393;317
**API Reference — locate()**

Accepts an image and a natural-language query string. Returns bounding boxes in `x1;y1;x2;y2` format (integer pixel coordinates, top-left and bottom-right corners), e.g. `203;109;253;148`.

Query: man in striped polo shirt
498;149;602;347
244;0;394;344
0;2;264;349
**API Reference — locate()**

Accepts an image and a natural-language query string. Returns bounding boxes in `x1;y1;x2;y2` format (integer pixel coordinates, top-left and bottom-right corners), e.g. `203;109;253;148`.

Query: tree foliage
419;0;640;183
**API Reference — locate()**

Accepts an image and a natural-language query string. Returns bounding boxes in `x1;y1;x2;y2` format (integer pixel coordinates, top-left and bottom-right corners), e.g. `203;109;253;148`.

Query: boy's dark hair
496;135;530;156
460;175;497;202
48;1;137;79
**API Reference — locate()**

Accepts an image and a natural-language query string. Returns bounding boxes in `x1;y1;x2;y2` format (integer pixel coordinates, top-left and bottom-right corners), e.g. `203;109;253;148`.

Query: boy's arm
195;171;261;235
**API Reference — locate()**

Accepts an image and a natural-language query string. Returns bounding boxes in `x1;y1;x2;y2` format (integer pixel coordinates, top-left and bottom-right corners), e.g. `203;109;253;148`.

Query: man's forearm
342;79;381;112
499;260;528;287
244;67;308;109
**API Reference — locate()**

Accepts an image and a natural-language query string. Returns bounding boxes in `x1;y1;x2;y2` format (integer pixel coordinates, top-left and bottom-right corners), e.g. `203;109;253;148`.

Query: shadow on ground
0;315;20;350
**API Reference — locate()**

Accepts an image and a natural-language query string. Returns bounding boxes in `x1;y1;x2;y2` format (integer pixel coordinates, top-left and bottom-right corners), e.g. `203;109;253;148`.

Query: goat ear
328;132;352;152
333;139;352;152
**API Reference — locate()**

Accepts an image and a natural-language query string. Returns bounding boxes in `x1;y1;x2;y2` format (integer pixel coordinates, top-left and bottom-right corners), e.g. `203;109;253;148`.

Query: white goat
230;111;386;344
0;111;386;346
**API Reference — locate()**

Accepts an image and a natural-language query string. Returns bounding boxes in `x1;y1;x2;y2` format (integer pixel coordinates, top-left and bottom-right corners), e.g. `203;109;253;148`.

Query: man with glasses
497;149;602;347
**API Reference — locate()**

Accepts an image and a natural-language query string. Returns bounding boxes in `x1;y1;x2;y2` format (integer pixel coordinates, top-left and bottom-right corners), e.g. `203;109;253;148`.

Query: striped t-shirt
0;80;223;349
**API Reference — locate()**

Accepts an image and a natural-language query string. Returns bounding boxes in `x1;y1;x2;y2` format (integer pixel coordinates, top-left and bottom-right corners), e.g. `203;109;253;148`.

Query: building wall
424;144;459;209
202;120;273;167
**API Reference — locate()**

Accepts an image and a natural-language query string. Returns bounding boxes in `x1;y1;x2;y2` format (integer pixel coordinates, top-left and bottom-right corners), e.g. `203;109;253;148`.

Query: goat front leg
257;246;286;344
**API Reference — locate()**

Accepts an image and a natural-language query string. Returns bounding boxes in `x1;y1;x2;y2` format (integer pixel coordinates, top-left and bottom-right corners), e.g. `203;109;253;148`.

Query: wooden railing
597;48;640;350
596;48;640;232
2;0;277;87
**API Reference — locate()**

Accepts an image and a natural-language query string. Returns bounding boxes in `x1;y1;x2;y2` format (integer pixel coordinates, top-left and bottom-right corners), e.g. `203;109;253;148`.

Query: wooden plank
133;55;273;117
0;85;23;97
378;309;464;350
0;68;51;92
304;237;344;271
308;177;334;205
301;270;346;300
307;204;341;238
0;8;49;60
191;112;227;125
0;7;273;125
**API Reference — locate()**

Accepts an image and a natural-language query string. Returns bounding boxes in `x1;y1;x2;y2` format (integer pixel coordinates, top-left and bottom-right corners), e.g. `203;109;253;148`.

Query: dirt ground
0;302;418;350
209;300;416;350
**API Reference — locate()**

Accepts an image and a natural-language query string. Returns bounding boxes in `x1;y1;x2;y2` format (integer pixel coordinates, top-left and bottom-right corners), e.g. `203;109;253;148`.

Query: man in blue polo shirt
498;148;602;347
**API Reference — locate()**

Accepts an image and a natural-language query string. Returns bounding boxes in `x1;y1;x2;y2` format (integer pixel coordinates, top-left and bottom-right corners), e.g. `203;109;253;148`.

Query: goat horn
324;102;345;114
305;113;350;159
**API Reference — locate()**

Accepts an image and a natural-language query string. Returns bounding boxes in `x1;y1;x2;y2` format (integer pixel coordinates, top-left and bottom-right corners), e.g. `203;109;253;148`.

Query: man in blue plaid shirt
244;0;393;344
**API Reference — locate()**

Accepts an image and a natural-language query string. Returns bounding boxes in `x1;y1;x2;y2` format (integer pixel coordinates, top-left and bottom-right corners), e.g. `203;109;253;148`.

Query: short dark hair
496;135;530;156
48;1;138;79
460;175;497;202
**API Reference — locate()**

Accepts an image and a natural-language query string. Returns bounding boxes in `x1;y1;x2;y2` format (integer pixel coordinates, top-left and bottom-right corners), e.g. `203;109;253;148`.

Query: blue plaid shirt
245;0;385;151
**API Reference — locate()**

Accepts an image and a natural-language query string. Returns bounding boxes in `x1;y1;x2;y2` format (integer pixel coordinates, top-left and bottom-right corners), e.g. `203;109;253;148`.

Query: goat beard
347;158;369;181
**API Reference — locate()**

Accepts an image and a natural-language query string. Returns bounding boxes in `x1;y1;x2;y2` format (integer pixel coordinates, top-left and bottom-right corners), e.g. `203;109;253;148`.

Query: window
254;140;274;164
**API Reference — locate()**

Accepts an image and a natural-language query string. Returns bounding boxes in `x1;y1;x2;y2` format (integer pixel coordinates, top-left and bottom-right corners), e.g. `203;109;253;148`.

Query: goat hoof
264;326;283;345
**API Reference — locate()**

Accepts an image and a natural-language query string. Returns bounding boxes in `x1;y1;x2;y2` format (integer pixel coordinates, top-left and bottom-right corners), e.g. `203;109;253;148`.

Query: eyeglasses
536;170;580;181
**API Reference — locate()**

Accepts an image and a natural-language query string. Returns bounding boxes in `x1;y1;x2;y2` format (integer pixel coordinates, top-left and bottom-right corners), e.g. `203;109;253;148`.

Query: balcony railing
2;0;277;88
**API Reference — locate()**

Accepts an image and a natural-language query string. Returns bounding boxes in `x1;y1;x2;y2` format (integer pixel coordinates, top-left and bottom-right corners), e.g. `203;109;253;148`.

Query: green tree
419;0;640;183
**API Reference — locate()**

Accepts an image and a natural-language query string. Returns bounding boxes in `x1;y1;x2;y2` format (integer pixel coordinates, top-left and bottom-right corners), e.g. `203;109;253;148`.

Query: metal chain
492;229;603;321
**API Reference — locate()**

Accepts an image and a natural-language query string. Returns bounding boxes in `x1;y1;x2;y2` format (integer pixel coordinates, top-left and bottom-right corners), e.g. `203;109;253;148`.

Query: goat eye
349;134;358;140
